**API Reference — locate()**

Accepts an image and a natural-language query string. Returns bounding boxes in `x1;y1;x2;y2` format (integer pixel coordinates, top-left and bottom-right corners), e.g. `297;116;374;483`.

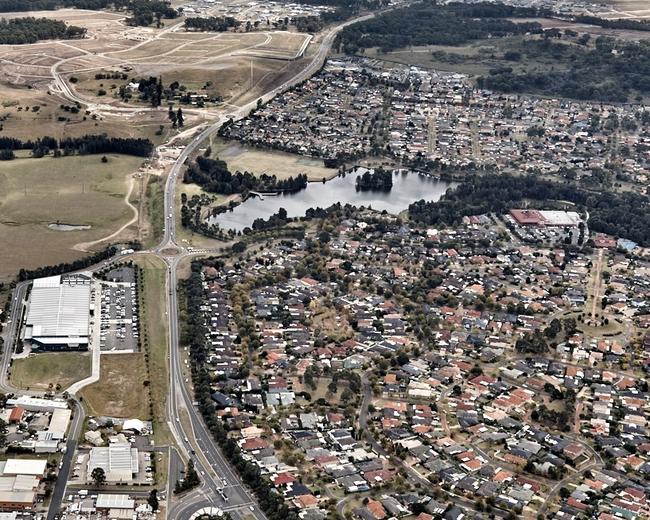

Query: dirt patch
81;353;150;419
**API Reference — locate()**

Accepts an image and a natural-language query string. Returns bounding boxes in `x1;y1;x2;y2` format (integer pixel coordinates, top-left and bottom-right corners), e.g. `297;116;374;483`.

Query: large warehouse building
23;273;92;350
88;444;139;483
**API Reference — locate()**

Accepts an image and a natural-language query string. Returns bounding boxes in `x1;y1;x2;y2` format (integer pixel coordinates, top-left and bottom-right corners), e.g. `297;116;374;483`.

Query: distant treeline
184;156;308;195
0;134;154;157
18;246;117;281
0;0;108;10
0;17;85;44
0;0;177;27
339;1;546;52
408;174;650;246
184;16;239;32
478;37;650;102
572;15;650;32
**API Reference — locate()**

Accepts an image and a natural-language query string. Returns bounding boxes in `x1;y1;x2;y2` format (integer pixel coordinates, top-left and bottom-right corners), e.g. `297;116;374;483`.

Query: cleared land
213;139;337;181
0;154;143;281
80;353;149;419
0;82;171;143
10;352;91;391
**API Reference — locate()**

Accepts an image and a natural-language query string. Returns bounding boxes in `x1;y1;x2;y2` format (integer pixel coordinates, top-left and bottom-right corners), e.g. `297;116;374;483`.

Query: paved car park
99;267;140;353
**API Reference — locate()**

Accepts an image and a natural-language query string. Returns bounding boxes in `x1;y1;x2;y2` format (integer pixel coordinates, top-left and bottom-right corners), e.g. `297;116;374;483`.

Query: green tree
91;467;106;486
148;489;159;511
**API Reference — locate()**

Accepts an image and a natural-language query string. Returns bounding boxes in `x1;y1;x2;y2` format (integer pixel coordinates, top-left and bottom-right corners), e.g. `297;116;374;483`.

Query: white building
23;273;92;350
88;444;139;483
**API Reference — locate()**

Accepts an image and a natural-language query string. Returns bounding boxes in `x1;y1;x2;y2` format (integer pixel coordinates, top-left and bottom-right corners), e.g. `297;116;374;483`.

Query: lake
210;168;457;231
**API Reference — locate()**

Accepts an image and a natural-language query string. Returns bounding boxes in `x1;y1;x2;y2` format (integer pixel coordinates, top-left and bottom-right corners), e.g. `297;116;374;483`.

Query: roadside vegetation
134;255;170;444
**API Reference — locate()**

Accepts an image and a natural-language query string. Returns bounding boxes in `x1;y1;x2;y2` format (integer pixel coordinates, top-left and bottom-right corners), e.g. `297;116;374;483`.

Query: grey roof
25;274;91;346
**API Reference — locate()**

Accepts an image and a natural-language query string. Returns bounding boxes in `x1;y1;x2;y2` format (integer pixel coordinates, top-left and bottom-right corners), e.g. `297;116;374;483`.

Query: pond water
48;223;92;231
211;168;457;231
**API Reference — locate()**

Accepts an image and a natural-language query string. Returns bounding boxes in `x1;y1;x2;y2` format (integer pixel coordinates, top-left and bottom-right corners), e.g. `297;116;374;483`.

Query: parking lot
99;267;140;353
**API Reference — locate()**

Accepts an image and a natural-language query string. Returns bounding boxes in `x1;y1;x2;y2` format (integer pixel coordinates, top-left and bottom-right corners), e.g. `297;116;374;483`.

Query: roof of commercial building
25;273;92;343
48;408;72;438
0;475;39;493
509;209;545;225
0;490;35;506
0;459;47;477
538;210;581;227
6;396;69;412
95;494;135;509
89;444;139;482
510;209;582;227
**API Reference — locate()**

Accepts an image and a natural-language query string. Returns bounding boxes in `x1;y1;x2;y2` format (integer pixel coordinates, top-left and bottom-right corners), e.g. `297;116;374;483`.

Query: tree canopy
408;173;650;246
0;17;85;44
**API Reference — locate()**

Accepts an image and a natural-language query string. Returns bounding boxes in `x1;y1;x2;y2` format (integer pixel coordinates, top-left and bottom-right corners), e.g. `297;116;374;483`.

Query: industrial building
0;459;47;511
23;273;93;350
95;494;135;516
88;444;139;483
6;396;68;413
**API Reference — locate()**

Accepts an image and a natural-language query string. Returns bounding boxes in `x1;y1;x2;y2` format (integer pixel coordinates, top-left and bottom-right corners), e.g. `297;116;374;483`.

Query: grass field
134;255;171;444
0;154;143;281
81;353;149;419
10;353;91;391
213;139;337;181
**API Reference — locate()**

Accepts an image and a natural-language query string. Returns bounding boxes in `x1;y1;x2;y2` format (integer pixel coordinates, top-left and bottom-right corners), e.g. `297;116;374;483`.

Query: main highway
0;8;392;520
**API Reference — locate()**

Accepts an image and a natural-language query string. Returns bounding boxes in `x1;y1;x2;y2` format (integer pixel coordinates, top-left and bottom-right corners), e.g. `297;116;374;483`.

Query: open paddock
213;138;337;182
234;32;311;60
80;353;150;419
0;81;174;142
0;154;144;281
10;352;91;391
510;16;650;41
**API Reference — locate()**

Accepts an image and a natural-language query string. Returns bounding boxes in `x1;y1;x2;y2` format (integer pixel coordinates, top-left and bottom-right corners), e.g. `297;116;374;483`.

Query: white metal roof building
46;408;72;440
0;459;47;477
6;396;68;412
88;444;139;483
95;494;135;510
23;273;92;350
